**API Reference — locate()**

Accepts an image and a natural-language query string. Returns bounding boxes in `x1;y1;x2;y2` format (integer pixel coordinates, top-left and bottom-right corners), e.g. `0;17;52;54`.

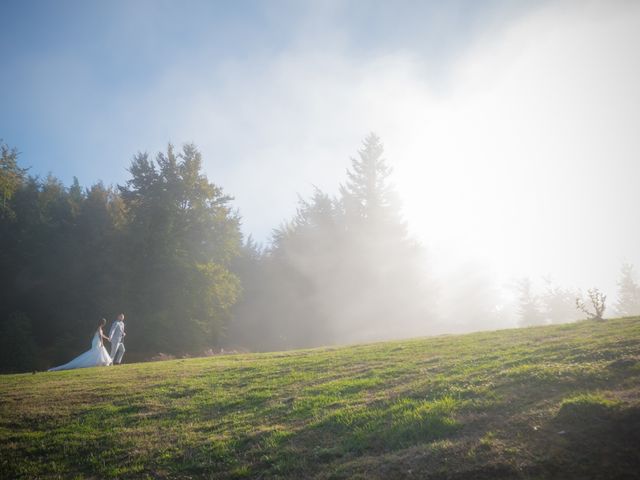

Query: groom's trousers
111;341;125;364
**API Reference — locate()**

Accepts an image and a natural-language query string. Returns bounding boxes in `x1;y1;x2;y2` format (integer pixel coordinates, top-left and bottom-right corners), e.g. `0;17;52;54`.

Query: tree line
0;134;434;372
1;135;639;373
515;265;640;328
230;134;433;350
0;143;241;372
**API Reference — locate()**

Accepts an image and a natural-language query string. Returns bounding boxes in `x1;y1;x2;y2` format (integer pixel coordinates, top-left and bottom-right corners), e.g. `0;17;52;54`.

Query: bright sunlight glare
381;1;640;301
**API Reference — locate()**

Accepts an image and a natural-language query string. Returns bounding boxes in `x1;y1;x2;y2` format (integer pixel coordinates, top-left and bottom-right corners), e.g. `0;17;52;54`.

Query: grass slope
1;318;640;479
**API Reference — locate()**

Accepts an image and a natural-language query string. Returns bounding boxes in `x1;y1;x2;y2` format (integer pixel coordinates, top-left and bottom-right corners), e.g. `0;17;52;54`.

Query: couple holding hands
48;313;127;371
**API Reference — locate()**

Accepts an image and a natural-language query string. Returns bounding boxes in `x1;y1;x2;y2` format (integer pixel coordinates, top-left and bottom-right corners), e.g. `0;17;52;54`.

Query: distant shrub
576;288;606;321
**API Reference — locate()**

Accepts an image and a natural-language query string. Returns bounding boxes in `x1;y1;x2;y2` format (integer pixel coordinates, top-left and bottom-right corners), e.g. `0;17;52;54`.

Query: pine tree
335;134;431;341
517;277;545;327
340;133;404;232
615;262;640;317
229;134;434;350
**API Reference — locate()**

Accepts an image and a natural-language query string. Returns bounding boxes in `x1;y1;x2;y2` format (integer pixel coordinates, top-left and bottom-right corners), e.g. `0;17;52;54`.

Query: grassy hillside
1;318;640;479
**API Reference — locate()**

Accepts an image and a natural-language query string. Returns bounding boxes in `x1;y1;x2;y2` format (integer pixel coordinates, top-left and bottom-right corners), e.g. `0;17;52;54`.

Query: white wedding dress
48;331;113;371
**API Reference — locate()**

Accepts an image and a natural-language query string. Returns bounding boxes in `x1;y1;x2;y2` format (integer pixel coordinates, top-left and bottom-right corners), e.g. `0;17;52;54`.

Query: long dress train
48;331;113;371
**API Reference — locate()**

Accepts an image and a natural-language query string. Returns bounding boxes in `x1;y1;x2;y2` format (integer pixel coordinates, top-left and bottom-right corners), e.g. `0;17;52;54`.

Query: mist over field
2;3;640;479
203;0;640;341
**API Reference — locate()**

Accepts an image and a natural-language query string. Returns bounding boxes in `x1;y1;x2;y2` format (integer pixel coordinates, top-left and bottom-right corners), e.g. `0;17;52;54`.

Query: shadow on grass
531;401;640;480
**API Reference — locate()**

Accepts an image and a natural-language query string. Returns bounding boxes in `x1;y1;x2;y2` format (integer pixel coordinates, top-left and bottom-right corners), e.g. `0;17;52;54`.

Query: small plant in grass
576;288;607;321
478;431;497;450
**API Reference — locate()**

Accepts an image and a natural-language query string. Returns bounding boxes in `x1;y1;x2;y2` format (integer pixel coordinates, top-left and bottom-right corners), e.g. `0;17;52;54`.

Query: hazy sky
2;0;639;299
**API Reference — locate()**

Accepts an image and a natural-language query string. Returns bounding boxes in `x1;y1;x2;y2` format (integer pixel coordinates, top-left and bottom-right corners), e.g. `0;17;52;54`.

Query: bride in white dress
48;318;113;371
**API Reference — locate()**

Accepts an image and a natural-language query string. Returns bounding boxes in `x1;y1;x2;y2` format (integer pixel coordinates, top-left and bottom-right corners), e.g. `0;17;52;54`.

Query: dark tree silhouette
0;142;242;372
118;144;242;354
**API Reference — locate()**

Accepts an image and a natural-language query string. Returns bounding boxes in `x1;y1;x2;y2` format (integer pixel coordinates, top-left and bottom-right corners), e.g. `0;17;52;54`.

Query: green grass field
2;318;640;479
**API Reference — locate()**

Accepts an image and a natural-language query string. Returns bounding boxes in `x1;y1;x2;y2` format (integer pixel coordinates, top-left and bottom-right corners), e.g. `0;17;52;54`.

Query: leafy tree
0;140;244;371
5;174;85;351
0;141;27;219
268;189;343;348
227;188;345;351
70;183;128;328
576;288;607;321
614;262;640;317
227;236;267;348
119;144;242;354
540;277;582;324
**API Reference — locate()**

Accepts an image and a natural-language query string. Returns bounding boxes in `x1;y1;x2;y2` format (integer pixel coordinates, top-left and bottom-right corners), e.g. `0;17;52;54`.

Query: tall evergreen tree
615;262;640;317
335;133;430;342
230;134;434;350
340;133;403;230
516;277;545;327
